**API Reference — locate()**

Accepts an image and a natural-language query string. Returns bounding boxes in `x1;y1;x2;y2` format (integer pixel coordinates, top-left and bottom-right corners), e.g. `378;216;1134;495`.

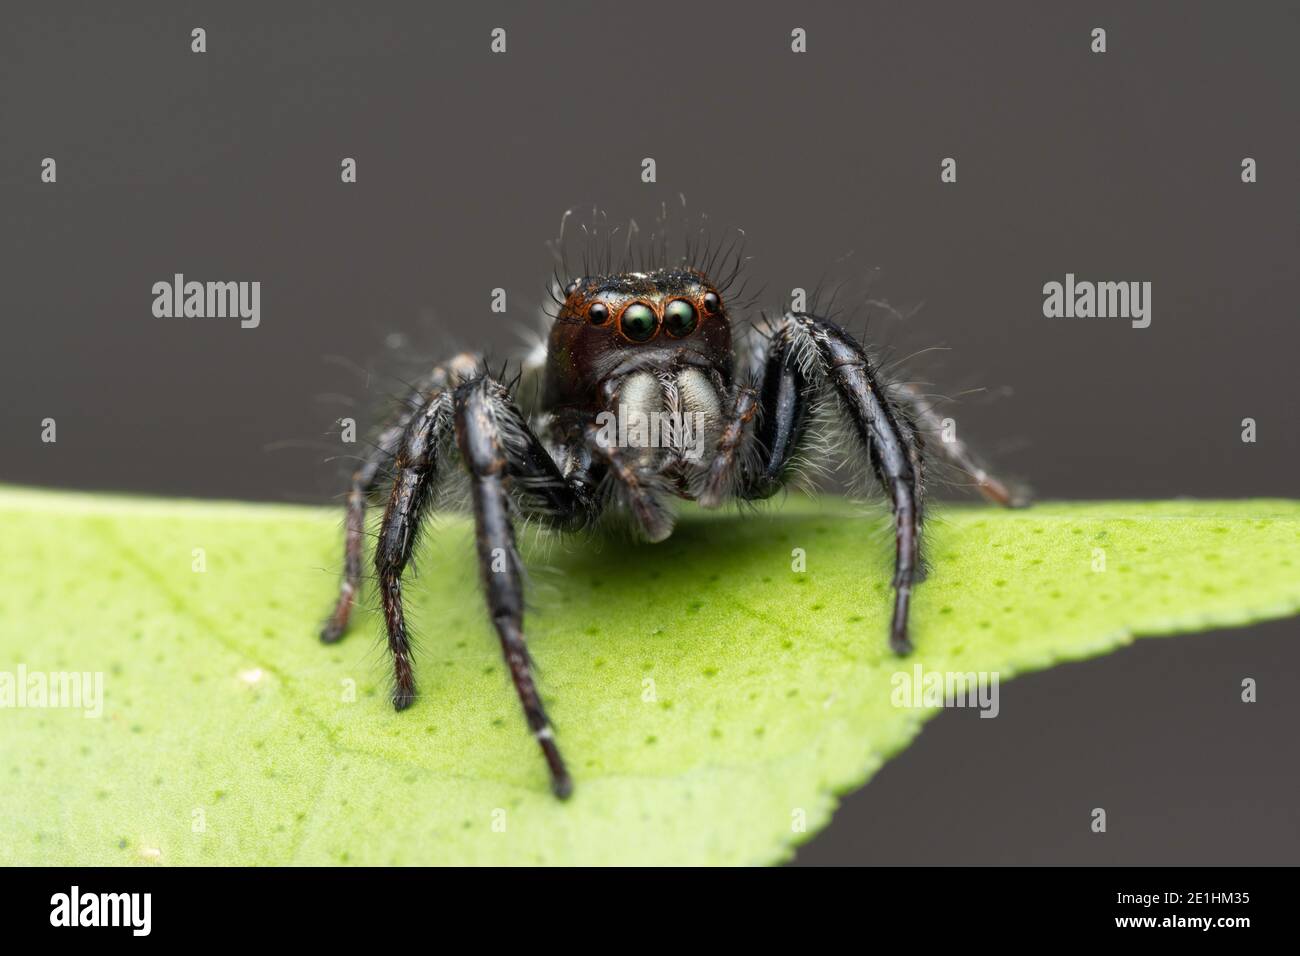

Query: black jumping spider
321;243;1023;799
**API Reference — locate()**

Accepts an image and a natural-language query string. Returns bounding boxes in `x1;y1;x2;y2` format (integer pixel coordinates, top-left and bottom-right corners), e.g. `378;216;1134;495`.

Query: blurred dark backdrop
2;1;1296;864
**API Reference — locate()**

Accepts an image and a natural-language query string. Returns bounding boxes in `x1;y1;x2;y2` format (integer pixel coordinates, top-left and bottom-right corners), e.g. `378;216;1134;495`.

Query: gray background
2;1;1296;864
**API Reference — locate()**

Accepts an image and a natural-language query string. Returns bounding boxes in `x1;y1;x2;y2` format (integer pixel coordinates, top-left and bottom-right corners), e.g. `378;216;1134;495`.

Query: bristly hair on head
542;196;760;320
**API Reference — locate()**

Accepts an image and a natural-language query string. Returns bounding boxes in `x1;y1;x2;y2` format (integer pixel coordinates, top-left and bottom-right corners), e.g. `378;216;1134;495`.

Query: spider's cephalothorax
542;268;736;536
320;264;1024;799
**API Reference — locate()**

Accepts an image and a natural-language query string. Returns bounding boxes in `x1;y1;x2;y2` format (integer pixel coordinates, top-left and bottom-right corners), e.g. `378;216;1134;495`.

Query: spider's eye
619;302;658;342
702;291;722;315
588;302;609;325
564;279;579;296
663;299;698;337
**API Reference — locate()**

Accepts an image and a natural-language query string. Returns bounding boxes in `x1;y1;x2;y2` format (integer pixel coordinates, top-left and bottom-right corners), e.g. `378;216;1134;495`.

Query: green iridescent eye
619;302;658;342
663;299;698;337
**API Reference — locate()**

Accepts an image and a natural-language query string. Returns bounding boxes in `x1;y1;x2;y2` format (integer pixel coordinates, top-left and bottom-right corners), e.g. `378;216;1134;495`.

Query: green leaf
1;486;1297;865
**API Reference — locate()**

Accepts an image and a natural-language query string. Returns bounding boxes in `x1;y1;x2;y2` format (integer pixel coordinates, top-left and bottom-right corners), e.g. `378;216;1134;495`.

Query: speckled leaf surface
1;487;1297;865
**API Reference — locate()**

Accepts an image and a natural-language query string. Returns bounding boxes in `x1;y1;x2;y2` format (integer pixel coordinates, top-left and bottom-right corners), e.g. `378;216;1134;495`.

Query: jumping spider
321;263;1024;798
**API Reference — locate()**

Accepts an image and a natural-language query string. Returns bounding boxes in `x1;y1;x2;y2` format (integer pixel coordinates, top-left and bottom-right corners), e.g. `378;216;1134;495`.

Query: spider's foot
1007;487;1034;509
319;620;347;644
320;586;355;643
537;729;574;800
979;473;1033;510
697;475;727;510
552;772;574;801
889;587;914;655
392;683;417;711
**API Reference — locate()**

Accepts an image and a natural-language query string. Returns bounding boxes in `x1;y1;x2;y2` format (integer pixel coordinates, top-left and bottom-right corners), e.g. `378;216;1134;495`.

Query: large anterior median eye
619;302;658;342
663;299;698;337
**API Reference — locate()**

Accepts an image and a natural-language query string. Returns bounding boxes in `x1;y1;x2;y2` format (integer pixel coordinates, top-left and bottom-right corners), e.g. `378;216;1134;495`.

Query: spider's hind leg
889;381;1030;508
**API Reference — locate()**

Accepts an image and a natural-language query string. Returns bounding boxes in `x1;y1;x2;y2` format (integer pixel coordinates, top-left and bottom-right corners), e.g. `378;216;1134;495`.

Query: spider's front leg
452;377;592;798
350;360;590;798
702;315;926;654
801;318;926;654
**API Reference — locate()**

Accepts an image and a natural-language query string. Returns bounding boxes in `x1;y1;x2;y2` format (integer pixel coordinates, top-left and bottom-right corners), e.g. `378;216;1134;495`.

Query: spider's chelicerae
320;245;1025;799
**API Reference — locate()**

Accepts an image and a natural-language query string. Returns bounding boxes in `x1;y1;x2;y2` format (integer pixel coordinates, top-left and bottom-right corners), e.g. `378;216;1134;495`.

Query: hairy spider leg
321;353;482;643
374;390;456;709
794;315;925;654
890;381;1030;508
701;315;926;654
453;377;592;798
